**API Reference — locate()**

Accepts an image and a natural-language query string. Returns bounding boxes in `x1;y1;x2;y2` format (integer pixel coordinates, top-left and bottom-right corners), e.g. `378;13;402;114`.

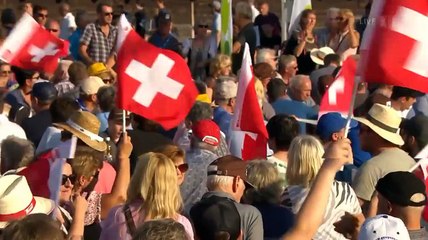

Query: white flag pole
281;0;288;42
344;76;360;138
122;110;127;133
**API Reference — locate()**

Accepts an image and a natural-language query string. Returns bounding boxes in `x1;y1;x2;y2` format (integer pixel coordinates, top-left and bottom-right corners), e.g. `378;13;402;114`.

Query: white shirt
0;114;26;155
60;12;77;39
251;5;260;22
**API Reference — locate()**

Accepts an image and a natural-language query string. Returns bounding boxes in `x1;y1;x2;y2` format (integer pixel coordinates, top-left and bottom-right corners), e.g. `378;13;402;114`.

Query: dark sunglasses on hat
62;174;76;185
176;163;189;173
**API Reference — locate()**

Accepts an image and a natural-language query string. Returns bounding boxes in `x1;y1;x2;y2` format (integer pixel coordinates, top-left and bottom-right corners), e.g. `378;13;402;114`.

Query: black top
21;110;52;148
284;32;318;75
232;22;257;74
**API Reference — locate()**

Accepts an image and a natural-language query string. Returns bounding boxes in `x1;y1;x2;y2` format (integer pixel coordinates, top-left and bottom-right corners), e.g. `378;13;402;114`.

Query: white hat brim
310;47;335;65
0;197;55;228
355;117;404;146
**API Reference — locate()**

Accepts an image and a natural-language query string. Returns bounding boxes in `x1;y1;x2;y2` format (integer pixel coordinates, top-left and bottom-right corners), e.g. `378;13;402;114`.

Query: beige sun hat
53;111;107;152
354;103;404;146
0;175;55;229
310;47;335;65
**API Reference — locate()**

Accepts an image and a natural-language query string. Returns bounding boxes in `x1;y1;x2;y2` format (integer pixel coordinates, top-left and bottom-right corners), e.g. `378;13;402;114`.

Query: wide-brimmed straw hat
354;103;404;146
310;47;335;65
0;175;55;228
53;111;107;152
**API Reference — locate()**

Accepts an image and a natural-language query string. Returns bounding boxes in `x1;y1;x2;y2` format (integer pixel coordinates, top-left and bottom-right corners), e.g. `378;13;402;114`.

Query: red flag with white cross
362;0;428;93
115;15;198;130
319;57;357;117
0;13;69;74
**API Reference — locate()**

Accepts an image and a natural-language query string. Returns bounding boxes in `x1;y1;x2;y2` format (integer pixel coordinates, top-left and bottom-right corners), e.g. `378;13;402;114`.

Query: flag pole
122;110;127;133
344;77;360;138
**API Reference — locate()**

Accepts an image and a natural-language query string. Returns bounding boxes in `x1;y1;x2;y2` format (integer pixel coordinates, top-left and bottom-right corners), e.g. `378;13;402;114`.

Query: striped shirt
80;22;117;63
281;181;361;240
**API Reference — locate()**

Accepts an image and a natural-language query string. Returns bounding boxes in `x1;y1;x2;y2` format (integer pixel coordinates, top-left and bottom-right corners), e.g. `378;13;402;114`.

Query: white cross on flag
0;13;69;74
116;15;198;130
362;0;428;93
319;57;357;117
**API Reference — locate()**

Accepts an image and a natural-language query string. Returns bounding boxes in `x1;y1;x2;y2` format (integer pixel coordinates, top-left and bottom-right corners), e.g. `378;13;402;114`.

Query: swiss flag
229;43;269;160
0;13;69;74
17;137;77;202
362;0;428;93
116;15;198;130
319;57;357;117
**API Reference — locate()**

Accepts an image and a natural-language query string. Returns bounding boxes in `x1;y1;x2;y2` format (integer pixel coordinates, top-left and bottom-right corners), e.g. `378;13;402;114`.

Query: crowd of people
0;0;427;239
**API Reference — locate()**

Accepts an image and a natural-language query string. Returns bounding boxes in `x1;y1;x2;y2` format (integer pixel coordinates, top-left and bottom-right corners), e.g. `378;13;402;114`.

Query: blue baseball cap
316;112;357;141
31;81;58;103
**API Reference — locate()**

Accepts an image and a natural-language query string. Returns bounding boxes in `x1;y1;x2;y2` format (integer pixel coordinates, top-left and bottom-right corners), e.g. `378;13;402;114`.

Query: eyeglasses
1;70;11;74
175;163;189;173
104;12;113;16
61;174;76;185
198;25;209;29
37;13;48;18
47;29;59;33
336;16;344;21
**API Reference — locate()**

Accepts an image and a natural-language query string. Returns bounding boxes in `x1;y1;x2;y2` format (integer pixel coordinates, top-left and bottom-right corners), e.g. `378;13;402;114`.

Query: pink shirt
99;200;194;240
94;162;116;194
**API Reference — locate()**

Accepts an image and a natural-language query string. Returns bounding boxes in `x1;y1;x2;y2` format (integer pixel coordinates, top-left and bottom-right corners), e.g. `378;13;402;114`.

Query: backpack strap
123;204;137;236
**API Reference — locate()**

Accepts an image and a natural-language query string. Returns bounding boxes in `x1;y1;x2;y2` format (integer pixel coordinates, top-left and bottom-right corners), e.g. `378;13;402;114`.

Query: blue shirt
148;32;182;56
213;107;232;138
252;202;294;239
349;124;372;167
96;112;110;134
68;28;83;61
272;99;318;133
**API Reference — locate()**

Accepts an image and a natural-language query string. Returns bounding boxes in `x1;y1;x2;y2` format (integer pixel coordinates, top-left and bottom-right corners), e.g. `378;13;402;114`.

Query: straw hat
53;111;107;152
354;103;404;146
310;47;335;65
0;175;55;228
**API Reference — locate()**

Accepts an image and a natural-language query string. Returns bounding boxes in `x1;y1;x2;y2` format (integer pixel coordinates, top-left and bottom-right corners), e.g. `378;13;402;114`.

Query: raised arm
100;132;132;219
284;139;353;240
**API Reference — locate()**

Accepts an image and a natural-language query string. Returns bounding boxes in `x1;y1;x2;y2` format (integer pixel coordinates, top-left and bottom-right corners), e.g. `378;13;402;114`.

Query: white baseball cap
358;214;410;240
80;76;106;95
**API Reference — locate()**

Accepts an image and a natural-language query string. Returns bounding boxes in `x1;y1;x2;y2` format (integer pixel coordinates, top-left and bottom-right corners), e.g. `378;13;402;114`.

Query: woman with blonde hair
205;54;235;100
281;135;362;240
244;160;294;239
154;144;188;186
329;8;360;59
100;152;194;240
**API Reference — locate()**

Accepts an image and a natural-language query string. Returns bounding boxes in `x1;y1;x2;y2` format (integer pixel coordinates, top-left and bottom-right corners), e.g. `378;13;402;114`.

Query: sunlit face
337;13;349;31
327;11;339;30
400;97;417;111
173;157;188;186
259;3;269;15
35;9;48;26
0;64;11;78
108;120;124;143
60;163;74;204
47;21;60;38
303;13;317;30
196;24;209;36
99;6;113;24
294;78;312;102
220;61;232;76
286;61;298;78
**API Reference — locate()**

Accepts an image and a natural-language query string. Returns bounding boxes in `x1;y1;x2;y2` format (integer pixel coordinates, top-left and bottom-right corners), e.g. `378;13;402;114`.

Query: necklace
305;36;315;44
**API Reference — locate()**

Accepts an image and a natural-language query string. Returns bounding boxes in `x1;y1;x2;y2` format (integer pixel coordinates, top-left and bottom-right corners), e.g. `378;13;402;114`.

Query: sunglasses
198;25;209;28
104;12;113;16
62;174;76;185
38;13;48;18
1;70;11;74
175;163;189;173
48;29;59;33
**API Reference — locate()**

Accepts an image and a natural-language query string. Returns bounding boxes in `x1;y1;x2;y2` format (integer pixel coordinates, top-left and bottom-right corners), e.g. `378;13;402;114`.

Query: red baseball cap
192;120;220;146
